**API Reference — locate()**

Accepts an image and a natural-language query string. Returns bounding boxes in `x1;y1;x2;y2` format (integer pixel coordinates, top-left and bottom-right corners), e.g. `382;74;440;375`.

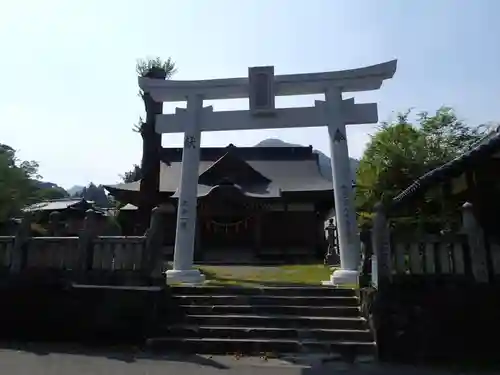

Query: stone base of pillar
321;269;359;287
166;269;205;285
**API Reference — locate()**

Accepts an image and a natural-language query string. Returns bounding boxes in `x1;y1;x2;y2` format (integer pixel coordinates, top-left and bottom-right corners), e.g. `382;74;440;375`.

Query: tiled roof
23;198;87;212
392;129;500;206
105;145;333;198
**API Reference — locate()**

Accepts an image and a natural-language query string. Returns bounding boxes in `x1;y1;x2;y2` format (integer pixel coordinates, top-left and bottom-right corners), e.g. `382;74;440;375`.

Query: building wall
119;201;327;260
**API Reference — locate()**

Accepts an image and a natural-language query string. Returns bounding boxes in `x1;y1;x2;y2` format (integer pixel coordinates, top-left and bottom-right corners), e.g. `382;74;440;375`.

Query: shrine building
105;143;335;263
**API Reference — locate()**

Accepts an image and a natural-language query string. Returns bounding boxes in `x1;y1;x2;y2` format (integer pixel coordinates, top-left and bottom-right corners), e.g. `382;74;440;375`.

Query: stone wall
360;279;500;364
0;275;173;344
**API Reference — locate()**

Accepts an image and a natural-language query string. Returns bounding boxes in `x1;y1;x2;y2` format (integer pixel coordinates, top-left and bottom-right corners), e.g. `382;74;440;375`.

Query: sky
1;0;500;189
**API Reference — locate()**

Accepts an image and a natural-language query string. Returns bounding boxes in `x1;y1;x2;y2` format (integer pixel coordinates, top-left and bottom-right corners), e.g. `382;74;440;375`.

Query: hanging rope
206;216;252;234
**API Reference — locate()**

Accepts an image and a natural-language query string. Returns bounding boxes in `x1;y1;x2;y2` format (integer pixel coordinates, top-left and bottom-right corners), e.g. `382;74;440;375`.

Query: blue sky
1;0;499;189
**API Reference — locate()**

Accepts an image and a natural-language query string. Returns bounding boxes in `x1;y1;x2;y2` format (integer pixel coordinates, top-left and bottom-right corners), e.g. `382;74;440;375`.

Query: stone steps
171;285;355;297
173;295;359;306
164;325;373;342
147;285;374;358
180;304;360;317
184;314;367;330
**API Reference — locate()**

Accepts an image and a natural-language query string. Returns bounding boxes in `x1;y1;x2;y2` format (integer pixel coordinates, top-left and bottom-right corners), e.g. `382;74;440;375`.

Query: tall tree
135;57;176;232
0;144;41;221
355;107;488;220
121;164;142;183
78;183;110;207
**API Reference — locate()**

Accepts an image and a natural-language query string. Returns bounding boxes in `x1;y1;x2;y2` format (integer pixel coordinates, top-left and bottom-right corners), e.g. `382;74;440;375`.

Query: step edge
173;295;358;299
147;337;375;345
186;314;366;321
180;305;360;309
166;325;371;333
170;285;356;292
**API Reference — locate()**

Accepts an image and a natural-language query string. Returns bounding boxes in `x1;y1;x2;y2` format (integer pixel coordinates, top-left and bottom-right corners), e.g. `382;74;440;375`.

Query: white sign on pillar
168;94;205;283
139;60;397;285
324;87;361;286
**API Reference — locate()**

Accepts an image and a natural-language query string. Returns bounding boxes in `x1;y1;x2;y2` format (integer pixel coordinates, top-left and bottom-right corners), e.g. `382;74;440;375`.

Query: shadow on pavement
0;342;229;369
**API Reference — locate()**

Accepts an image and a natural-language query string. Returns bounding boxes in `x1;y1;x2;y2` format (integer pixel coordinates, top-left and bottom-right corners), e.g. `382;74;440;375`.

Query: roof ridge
198;152;271;186
160;144;316;163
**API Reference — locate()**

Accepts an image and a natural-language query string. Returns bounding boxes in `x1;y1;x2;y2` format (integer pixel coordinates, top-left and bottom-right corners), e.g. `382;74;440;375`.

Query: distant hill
32;181;65;191
30;181;69;200
67;185;85;196
254;138;359;183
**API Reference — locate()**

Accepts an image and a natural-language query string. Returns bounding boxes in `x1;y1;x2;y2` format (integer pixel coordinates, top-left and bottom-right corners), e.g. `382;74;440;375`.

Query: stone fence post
371;202;392;288
142;205;167;279
11;213;33;273
462;202;489;283
77;210;99;274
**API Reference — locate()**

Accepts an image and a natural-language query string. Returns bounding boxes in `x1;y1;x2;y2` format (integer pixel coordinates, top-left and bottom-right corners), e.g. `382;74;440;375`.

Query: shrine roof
23;198;94;212
105;144;333;198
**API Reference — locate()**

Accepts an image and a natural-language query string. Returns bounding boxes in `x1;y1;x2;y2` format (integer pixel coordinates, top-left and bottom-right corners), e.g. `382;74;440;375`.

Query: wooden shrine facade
107;144;336;263
118;199;327;263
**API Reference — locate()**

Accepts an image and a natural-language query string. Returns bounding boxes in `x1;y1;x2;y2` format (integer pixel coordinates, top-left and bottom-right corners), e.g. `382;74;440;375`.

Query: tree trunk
138;92;163;233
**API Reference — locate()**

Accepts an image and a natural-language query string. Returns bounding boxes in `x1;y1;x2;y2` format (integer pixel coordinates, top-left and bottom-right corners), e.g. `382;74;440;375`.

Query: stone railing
360;201;500;363
0;206;169;285
369;202;497;287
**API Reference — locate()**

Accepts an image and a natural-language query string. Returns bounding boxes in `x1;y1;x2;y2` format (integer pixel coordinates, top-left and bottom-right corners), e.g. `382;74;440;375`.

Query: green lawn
195;264;336;287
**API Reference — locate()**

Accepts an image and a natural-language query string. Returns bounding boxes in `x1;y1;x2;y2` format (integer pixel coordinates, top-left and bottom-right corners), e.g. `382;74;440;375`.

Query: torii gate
139;60;397;285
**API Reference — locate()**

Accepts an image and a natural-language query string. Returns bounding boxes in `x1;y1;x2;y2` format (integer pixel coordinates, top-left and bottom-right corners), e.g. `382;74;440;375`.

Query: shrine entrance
140;60;397;284
197;196;259;262
202;216;254;249
199;215;256;263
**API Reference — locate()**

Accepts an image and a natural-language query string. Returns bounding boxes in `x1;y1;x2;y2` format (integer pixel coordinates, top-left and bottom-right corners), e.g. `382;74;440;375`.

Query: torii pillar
139;60;397;285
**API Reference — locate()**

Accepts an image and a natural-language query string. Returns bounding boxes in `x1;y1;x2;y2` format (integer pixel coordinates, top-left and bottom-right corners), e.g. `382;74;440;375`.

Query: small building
391;127;500;236
23;198;108;235
105;144;335;262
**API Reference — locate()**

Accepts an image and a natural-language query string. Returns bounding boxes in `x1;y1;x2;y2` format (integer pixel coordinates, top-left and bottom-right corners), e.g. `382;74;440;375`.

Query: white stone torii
139;60;397;285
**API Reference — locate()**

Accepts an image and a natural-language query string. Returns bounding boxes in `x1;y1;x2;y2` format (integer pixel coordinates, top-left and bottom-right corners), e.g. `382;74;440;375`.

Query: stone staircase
146;285;375;359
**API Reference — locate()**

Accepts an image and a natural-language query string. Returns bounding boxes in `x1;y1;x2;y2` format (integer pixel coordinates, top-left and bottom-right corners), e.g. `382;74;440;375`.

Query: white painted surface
167;94;205;283
324;87;361;287
327;269;360;286
371;254;378;288
139;60;397;101
166;269;206;284
155;100;378;134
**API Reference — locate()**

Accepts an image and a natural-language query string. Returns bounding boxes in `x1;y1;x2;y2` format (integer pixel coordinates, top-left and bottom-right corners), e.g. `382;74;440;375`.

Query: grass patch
196;264;338;287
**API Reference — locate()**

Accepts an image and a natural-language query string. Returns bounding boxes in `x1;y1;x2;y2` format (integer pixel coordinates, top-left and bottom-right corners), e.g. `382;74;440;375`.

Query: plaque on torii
139;60;397;285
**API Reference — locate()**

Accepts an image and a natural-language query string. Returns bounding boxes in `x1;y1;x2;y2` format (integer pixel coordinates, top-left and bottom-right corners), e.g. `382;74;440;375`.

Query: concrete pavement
0;344;495;375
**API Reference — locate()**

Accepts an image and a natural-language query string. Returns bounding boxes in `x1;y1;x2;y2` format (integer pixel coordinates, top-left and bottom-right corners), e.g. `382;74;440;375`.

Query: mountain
32;181;64;190
30;181;69;200
254;138;359;182
67;185;85;196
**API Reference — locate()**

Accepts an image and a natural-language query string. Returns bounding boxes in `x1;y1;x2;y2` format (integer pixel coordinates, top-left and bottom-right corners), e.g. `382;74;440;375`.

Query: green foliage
136;57;176;79
0;144;43;221
34;186;68;201
355;107;488;225
121;164;142;183
132;117;146;137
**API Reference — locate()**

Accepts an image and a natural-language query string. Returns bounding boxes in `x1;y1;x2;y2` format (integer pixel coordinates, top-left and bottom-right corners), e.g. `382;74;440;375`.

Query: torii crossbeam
139;60;397;285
